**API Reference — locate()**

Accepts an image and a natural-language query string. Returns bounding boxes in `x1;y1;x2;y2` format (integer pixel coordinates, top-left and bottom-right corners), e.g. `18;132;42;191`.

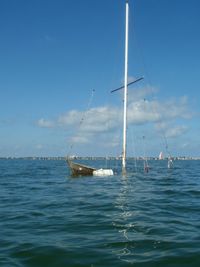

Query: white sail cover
93;169;114;176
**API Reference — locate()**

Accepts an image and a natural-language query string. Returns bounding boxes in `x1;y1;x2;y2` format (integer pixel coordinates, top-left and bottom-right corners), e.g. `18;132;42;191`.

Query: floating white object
168;158;173;169
93;169;114;176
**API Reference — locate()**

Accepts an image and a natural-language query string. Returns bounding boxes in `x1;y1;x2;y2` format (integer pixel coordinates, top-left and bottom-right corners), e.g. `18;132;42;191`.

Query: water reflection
111;171;165;264
112;176;136;263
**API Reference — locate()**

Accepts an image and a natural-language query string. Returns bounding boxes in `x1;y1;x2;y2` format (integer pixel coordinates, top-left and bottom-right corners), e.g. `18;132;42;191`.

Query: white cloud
58;106;121;133
37;118;55;128
36;144;43;150
128;99;161;124
161;97;191;120
70;135;90;144
58;110;82;126
127;94;191;125
181;143;189;149
128;85;158;102
165;125;188;138
37;92;192;146
155;121;188;138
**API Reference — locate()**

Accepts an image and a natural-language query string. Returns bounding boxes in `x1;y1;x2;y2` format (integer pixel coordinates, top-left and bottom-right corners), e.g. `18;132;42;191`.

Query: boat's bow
67;158;96;176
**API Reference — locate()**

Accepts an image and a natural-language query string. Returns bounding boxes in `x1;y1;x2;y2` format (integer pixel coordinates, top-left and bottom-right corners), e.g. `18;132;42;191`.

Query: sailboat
67;0;140;176
159;151;164;160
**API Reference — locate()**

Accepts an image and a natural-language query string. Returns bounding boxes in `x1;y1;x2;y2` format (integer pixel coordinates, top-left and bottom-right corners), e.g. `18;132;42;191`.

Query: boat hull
67;159;96;176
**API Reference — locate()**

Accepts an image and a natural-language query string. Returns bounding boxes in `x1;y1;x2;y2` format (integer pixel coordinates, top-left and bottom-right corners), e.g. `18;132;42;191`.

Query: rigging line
130;15;166;159
130;7;173;165
157;120;173;161
80;89;95;126
151;101;172;159
67;89;95;156
130;127;138;172
133;16;153;88
142;98;150;172
142;135;146;164
156;122;173;169
157;122;172;159
163;133;170;156
142;135;149;173
110;77;144;167
134;21;173;162
104;87;118;169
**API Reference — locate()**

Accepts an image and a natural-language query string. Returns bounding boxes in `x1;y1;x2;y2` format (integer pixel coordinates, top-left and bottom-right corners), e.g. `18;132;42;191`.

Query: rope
142;135;149;173
133;27;173;166
67;89;95;157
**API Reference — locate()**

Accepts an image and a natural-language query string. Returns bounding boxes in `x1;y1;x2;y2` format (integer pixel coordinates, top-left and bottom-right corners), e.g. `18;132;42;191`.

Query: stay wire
134;21;173;162
67;89;95;157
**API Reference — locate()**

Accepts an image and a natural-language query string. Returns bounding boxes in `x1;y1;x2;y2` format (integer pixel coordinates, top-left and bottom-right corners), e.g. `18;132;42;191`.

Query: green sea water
0;159;200;266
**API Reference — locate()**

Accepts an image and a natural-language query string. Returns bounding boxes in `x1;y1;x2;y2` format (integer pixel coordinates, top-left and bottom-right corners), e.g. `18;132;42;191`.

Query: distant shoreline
0;156;200;161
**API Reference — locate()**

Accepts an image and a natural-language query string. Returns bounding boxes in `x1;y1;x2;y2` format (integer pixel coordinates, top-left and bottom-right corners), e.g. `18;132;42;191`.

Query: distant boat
159;151;164;160
67;0;141;176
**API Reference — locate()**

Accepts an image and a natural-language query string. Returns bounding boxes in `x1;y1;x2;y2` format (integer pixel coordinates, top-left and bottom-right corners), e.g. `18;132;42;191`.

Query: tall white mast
122;0;129;173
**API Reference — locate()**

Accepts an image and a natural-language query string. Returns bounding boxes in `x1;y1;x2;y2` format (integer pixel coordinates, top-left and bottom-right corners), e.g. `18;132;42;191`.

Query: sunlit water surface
0;159;200;266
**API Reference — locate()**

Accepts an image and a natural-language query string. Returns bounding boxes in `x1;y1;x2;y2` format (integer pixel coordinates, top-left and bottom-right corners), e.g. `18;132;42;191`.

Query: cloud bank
36;88;191;149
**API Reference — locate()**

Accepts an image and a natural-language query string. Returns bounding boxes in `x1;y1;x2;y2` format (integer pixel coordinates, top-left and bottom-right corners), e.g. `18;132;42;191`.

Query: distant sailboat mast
122;0;129;173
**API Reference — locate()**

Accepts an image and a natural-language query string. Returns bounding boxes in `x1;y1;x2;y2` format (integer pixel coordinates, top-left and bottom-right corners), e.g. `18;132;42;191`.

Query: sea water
0;159;200;266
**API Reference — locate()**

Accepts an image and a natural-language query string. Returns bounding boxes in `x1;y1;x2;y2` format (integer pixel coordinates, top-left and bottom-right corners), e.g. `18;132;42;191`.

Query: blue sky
0;0;200;157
